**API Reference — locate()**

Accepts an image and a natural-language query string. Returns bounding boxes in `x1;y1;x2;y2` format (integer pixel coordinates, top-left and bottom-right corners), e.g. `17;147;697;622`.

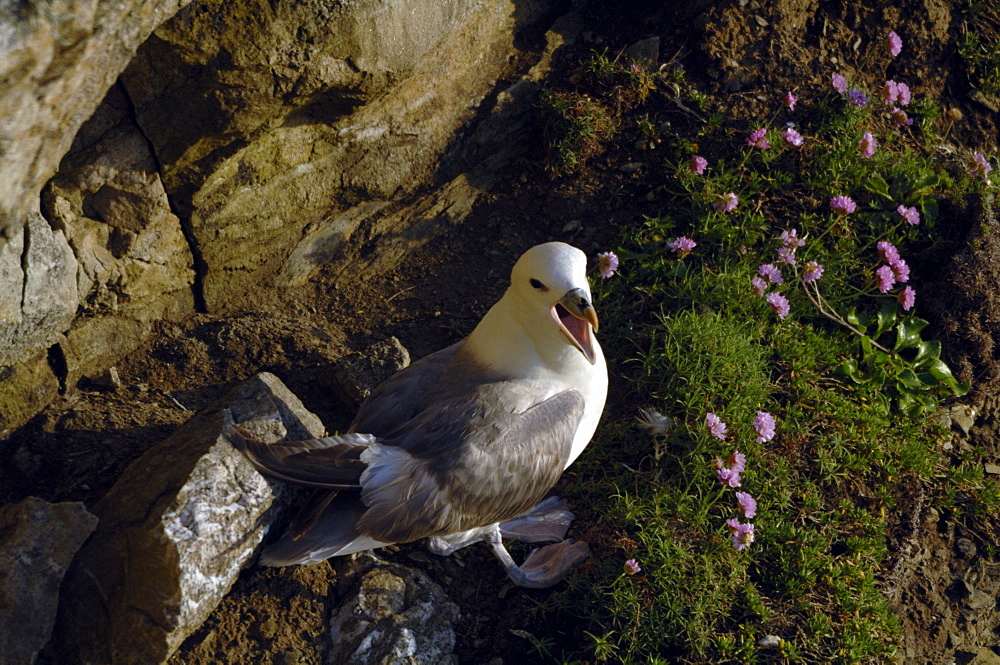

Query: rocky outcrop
119;0;555;310
329;555;461;665
0;0;561;434
0;0;196;244
51;372;323;665
0;498;98;665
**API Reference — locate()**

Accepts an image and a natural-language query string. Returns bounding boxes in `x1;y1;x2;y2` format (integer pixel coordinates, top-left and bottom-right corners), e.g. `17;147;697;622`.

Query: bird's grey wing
225;425;373;489
350;342;463;436
355;386;586;544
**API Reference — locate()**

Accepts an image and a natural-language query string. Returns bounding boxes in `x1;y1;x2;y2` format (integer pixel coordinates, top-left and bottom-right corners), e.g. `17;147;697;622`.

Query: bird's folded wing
224;425;374;489
355;387;586;544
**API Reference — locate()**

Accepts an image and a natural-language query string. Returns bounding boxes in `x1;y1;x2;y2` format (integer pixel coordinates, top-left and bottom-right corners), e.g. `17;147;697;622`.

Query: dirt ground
5;1;1000;663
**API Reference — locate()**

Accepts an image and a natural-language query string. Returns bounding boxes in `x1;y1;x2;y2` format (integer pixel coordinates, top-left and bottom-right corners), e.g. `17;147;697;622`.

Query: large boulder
0;498;98;665
51;372;324;665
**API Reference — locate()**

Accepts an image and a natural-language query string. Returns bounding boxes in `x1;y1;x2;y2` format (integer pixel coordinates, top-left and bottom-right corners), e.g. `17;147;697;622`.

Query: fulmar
226;241;608;587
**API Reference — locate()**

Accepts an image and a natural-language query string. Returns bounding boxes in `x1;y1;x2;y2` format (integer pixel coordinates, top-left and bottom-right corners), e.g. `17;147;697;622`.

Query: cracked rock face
0;0;556;434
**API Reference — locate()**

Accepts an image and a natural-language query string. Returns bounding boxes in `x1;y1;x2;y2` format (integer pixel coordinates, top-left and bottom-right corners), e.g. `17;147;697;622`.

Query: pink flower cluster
668;236;697;258
689;155;708;175
972;152;992;183
897;204;920;225
830;195;857;216
747;128;771;150
875;241;916;311
859;132;878;159
709;411;771;551
715;451;743;488
597;251;619;278
782;127;804;147
751;230;823;320
715;192;739;213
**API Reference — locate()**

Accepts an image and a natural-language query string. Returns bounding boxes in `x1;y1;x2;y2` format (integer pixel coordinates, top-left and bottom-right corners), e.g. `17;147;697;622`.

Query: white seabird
227;241;608;588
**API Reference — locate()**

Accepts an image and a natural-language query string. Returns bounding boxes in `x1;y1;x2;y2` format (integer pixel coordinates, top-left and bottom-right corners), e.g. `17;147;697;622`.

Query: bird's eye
530;278;546;290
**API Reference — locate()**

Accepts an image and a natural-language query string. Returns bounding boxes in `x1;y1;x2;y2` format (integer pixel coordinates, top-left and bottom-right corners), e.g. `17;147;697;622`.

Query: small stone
950;405;977;434
561;219;582;233
956;537;977;558
984;463;1000;475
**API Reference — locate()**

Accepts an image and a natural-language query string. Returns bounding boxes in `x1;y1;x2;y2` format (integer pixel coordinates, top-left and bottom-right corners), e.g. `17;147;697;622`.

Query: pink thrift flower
782;127;804;147
891;258;910;283
747;128;771;149
891;107;913;127
759;263;784;285
751;276;769;296
668;236;697;257
766;292;790;319
973;152;993;179
802;261;824;283
896;82;911;106
623;558;641;575
830;195;857;216
717;467;742;488
897;205;920;225
726;519;755;551
753;411;776;443
727;450;747;473
847;89;869;108
877;241;900;263
690;155;708;174
888;31;903;57
597;251;619;278
882;80;900;105
784;91;798;111
876;265;896;293
760;265;784;285
831;73;848;95
735;491;758;519
899;285;916;311
706;413;728;440
714;192;739;213
859;132;878;159
776;246;797;266
780;229;805;248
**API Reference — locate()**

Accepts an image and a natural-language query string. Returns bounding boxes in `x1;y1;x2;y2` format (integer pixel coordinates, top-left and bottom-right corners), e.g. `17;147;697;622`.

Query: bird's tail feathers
224;424;374;489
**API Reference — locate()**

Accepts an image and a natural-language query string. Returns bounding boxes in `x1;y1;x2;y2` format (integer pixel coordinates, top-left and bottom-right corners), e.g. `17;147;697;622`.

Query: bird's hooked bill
554;288;599;364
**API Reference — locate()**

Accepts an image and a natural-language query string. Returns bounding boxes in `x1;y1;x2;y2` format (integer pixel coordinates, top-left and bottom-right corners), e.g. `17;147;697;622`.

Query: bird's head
509;242;600;365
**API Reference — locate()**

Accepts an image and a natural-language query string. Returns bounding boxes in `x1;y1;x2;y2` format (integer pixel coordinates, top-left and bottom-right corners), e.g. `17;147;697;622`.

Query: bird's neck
465;291;577;379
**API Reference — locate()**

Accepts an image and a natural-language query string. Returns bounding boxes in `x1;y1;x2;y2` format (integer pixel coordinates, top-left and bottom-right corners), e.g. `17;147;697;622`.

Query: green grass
535;39;998;664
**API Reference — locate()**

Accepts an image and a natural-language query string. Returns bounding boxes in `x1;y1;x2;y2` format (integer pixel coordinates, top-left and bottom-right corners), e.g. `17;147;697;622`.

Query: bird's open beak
552;288;599;365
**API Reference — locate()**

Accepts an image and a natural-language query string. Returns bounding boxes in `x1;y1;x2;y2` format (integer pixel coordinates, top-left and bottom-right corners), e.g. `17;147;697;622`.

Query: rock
51;372;324;665
0;351;61;437
0;210;78;367
0;0;197;243
329;555;461;665
624;37;660;66
332;337;411;410
984;463;1000;475
0;498;98;665
115;0;558;311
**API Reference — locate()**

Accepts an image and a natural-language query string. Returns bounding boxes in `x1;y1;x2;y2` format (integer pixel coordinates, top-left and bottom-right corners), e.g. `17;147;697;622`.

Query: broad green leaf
838;359;866;383
864;174;891;199
875;304;897;338
894;317;929;351
920;196;939;224
897;368;932;391
912;340;941;366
